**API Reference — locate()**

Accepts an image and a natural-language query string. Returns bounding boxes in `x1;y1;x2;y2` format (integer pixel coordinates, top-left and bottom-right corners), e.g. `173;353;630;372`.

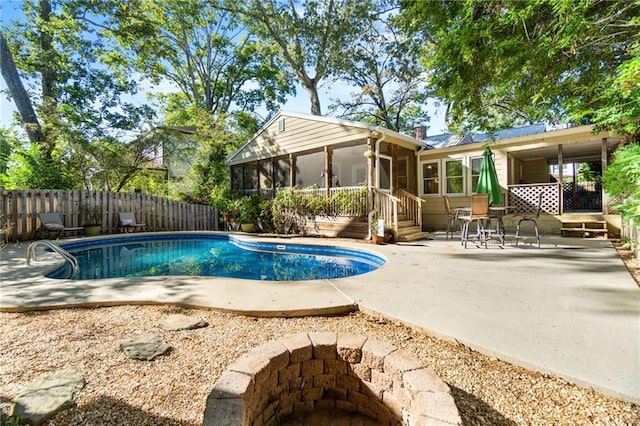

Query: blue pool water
48;234;385;281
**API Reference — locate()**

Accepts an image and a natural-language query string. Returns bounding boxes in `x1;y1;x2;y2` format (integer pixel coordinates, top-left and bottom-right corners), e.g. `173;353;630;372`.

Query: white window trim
469;155;483;195
443;158;465;196
419;159;441;197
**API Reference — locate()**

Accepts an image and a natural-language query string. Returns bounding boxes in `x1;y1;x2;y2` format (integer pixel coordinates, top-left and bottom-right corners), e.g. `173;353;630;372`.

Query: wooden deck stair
396;214;430;242
560;220;608;239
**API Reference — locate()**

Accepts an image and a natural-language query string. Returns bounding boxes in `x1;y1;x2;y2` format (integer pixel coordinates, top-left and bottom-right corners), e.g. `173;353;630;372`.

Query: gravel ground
1;306;638;426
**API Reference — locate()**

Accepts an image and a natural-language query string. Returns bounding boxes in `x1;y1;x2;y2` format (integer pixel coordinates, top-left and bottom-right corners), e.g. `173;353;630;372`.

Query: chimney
413;125;427;140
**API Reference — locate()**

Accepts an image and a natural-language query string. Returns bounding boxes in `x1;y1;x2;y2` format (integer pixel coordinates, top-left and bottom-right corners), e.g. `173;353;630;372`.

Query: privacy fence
0;188;218;242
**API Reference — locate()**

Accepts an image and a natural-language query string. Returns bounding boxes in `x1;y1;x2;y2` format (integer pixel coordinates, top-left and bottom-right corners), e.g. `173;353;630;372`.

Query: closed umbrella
477;146;503;205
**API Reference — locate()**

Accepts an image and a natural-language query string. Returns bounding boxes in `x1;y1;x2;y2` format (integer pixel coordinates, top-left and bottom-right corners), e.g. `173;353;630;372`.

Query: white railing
394;188;423;228
372;188;400;240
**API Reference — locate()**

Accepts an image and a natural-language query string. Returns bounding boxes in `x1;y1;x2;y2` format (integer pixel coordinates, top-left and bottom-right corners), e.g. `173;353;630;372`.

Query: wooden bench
561;220;608;239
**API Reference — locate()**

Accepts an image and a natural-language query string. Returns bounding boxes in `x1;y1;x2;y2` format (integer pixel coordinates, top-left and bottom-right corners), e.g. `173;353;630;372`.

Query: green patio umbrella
476;146;503;205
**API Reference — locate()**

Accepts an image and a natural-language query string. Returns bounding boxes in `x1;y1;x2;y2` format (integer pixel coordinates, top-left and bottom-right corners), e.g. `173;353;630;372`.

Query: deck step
397;231;431;242
560;220;608;239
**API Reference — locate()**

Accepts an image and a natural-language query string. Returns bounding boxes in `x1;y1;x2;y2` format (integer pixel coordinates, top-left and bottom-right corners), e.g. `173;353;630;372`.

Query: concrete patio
1;232;638;405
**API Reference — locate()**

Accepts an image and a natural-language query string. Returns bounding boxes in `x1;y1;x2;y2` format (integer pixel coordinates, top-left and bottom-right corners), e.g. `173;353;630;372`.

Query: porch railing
372;188;400;239
394;188;423;228
289;186;367;216
507;183;562;214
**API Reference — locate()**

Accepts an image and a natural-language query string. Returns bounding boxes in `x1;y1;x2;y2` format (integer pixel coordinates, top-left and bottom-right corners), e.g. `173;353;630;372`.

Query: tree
220;0;378;115
95;0;292;117
1;0;156;189
604;143;640;224
328;11;429;132
398;0;640;135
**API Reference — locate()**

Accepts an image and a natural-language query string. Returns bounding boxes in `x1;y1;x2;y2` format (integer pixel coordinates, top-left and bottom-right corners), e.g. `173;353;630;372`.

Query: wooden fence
0;187;218;242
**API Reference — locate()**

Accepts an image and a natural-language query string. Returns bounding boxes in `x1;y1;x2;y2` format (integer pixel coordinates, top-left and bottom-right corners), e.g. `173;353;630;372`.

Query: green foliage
0;413;23;426
330;12;430;132
603;143;640;223
99;0;292;116
270;187;324;234
327;186;368;216
224;0;377;115
2;143;75;189
235;195;263;224
398;0;640;135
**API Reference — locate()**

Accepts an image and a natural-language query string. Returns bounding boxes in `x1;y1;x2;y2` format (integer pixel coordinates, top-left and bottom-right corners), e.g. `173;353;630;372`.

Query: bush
604;143;640;223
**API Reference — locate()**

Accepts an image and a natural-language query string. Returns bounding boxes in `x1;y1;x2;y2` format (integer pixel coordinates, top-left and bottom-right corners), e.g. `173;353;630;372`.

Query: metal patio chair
458;193;491;248
514;192;543;247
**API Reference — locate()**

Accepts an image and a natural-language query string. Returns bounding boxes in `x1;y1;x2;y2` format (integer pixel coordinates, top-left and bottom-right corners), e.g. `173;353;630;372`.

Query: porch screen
231;165;243;191
332;144;367;187
295;151;325;188
275;157;290;188
243;165;258;190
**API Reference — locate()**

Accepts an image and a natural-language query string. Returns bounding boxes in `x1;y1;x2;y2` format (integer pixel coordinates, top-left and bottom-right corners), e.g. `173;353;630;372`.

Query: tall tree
328;12;429;132
1;0;156;189
398;0;640;135
220;0;378;115
95;0;292;118
0;31;43;144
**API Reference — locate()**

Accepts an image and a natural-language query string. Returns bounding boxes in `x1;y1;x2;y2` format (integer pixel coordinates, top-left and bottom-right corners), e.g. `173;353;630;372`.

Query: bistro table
458;205;513;247
488;206;513;245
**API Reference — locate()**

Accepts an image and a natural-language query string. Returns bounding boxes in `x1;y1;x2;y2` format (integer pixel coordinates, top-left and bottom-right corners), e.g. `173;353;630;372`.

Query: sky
0;0;448;137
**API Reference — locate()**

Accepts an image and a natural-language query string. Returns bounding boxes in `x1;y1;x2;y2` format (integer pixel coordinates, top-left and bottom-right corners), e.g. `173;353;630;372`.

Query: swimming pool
48;233;385;281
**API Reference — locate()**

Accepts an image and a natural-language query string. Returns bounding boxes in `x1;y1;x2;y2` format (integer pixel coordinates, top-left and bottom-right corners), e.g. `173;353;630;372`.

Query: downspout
368;130;387;239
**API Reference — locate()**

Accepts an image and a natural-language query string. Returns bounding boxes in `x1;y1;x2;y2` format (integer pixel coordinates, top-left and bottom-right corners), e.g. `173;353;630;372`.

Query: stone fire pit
203;332;461;425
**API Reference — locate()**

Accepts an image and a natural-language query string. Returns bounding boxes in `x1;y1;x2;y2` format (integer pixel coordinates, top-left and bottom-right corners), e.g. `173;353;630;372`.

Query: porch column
367;136;376;215
558;144;564;215
324;146;331;195
289;154;295;187
256;161;261;194
602;138;608;214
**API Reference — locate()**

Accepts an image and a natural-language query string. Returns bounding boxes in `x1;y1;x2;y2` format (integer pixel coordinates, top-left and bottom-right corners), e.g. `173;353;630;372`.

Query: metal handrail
26;240;78;277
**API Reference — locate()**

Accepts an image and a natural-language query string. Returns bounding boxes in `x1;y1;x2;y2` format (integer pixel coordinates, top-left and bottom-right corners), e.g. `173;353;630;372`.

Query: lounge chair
33;212;83;239
118;212;147;233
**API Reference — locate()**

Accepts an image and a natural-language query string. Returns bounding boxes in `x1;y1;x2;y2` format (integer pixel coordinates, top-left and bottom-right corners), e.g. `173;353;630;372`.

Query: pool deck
1;232;639;405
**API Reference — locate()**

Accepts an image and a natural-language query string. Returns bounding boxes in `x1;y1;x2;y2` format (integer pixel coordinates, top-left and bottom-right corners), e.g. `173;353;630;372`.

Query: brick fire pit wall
203;332;461;425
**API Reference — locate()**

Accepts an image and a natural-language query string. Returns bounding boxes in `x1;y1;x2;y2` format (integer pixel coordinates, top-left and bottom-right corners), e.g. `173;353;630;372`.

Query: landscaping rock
159;314;208;331
120;333;171;360
11;366;84;425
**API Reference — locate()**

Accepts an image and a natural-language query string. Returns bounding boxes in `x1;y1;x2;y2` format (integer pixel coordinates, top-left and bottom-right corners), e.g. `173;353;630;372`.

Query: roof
422;123;547;150
226;111;424;165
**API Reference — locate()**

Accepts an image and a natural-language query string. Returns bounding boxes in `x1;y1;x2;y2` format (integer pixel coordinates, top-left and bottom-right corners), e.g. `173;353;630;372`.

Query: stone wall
203;332;461;426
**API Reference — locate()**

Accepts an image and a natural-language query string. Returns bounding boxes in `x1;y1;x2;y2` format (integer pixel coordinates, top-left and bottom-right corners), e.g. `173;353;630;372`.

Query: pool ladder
26;240;78;278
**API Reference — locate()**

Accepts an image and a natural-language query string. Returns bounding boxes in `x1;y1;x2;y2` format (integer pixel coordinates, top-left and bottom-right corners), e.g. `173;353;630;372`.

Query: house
418;123;622;237
227;111;622;240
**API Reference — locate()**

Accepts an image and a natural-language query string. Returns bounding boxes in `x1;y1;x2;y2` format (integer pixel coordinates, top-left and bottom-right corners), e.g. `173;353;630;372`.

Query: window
444;159;464;194
470;157;483;193
421;161;439;195
397;157;408;189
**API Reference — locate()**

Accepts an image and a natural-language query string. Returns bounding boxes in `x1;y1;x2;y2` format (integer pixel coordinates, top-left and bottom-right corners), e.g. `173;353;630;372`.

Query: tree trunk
300;78;322;116
40;0;55;102
0;31;43;143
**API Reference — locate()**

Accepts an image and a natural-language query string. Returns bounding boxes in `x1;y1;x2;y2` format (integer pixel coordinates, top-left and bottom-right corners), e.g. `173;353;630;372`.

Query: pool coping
1;232;380;317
